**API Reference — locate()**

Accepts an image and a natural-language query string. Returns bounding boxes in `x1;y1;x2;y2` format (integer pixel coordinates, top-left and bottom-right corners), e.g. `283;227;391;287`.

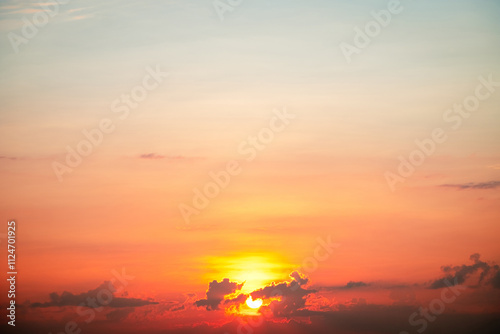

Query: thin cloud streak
440;181;500;190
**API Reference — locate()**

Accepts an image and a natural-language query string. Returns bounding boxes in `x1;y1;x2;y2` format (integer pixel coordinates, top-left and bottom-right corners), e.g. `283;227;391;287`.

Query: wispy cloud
0;155;20;160
138;153;203;161
0;5;20;11
139;153;167;160
487;164;500;170
440;181;500;190
65;13;95;22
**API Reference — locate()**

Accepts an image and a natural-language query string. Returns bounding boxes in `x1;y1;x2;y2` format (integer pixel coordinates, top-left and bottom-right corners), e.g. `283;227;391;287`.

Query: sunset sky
1;0;499;333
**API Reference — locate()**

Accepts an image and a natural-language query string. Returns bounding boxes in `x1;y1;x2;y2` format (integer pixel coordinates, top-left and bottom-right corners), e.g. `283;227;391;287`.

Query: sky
0;0;500;333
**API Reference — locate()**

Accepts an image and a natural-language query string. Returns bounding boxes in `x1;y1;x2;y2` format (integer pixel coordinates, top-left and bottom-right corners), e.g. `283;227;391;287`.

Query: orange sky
1;0;500;333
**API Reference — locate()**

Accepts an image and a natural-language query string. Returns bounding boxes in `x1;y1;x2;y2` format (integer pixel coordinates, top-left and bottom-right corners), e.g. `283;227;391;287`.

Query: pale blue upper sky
1;0;499;159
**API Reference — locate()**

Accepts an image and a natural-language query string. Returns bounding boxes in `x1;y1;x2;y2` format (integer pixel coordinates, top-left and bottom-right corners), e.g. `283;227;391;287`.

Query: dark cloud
343;281;369;289
193;271;314;316
440;181;500;190
31;281;158;308
300;305;500;334
429;253;499;289
224;293;248;306
316;280;371;290
105;307;135;321
168;293;197;312
189;256;500;333
167;306;500;334
290;271;309;286
194;278;244;311
251;271;315;317
491;271;500;289
5;308;500;334
169;304;185;312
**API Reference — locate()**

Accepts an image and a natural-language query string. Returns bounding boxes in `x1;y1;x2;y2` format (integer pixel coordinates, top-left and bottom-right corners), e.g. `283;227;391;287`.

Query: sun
203;253;291;293
245;296;263;309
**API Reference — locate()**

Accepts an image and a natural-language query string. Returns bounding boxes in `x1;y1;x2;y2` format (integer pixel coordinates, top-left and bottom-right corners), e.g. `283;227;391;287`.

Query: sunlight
203;253;292;293
246;296;263;309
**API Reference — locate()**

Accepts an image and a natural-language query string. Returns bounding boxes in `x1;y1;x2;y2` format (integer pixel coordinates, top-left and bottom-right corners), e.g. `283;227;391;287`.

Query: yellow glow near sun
246;296;263;309
203;253;292;293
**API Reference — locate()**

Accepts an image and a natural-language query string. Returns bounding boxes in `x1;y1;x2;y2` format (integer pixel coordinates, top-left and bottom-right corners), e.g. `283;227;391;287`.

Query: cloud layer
31;281;158;308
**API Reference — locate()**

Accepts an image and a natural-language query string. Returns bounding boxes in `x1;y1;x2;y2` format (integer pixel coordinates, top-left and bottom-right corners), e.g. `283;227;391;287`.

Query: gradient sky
1;1;500;333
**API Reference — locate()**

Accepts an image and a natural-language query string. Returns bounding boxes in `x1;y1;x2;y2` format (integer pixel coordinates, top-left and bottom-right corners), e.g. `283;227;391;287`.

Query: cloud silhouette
491;271;500;289
343;281;370;289
195;278;244;311
429;253;500;289
316;280;372;291
250;271;315;317
31;281;158;308
224;293;248;306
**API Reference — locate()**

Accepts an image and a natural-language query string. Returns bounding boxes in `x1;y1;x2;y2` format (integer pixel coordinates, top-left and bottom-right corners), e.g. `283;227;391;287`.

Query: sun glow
203;253;292;293
245;296;263;309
